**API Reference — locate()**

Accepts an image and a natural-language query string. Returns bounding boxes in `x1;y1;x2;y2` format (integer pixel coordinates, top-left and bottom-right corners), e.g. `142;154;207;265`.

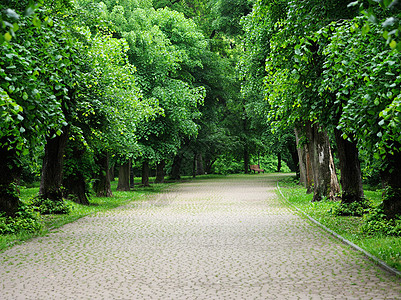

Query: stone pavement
1;174;400;299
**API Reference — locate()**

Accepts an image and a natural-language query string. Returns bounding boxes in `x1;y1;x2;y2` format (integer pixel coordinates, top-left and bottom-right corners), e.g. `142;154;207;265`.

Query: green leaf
32;16;41;28
4;32;12;42
389;40;397;49
383;0;393;8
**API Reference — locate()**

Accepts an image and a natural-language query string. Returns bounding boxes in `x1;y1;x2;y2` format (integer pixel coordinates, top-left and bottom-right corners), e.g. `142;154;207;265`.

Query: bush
331;198;372;217
0;205;42;234
30;197;72;215
213;157;243;175
361;207;401;236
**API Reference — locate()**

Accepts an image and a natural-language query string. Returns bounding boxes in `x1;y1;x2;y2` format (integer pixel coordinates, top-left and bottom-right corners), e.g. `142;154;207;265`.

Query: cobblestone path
1;174;400;299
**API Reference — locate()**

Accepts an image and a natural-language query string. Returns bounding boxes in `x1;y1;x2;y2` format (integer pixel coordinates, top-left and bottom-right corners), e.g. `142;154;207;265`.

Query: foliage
361;207;401;236
30;197;72;215
350;0;401;51
212;156;243;174
319;18;401;160
0;4;73;156
0;205;41;234
330;198;372;217
95;2;207;164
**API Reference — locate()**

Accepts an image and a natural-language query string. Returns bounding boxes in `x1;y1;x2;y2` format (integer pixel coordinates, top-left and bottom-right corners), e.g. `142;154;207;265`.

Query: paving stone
0;174;400;299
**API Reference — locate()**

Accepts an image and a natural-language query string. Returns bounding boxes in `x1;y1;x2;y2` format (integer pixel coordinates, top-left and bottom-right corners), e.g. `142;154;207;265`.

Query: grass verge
0;178;173;252
277;175;401;272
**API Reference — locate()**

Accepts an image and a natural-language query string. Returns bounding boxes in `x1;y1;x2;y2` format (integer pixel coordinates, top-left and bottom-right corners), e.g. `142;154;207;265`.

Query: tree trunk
62;140;89;205
93;151;113;197
63;173;89;205
117;161;130;191
244;148;250;174
0;139;22;216
170;154;182;180
286;135;300;174
196;153;205;175
381;142;401;219
39;126;70;202
155;160;165;183
110;164;115;181
305;146;314;194
277;152;282;172
305;121;340;201
295;128;313;193
334;129;364;204
295;128;307;186
130;161;135;188
192;154;197;178
142;160;150;187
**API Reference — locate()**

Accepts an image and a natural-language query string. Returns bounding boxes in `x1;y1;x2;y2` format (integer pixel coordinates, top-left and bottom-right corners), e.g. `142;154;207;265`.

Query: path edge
276;181;401;278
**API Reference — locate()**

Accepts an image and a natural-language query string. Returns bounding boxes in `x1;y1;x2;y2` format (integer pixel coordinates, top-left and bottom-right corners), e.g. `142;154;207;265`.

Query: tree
97;2;207;184
0;1;72;214
320;18;401;217
246;0;366;201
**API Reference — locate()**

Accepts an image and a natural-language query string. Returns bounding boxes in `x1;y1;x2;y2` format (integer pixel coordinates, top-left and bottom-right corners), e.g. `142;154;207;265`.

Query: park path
1;174;400;299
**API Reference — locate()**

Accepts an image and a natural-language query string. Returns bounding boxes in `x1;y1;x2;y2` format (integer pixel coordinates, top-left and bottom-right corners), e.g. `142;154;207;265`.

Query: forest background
1;0;401;259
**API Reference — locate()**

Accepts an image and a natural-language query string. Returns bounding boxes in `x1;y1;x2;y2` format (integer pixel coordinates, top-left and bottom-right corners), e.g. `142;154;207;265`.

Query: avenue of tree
0;0;400;223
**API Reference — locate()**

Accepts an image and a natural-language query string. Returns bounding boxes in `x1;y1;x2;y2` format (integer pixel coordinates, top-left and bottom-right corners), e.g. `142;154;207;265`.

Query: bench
249;164;264;173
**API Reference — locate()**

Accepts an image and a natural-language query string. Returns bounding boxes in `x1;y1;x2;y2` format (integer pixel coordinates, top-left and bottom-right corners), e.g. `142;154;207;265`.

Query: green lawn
277;175;401;272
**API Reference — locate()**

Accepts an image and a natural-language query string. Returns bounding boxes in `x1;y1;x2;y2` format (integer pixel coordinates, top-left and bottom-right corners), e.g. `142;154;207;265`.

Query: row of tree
3;0;398;221
0;0;207;215
1;0;297;218
239;0;401;218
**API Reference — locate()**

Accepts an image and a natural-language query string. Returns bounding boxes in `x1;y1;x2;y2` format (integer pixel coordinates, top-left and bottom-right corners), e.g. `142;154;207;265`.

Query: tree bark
117;161;130;191
295;129;307;186
62;140;89;205
0;139;22;216
110;164;115;181
196;153;205;175
305;146;314;194
142;160;150;187
63;173;89;205
381;142;401;219
295;128;313;193
170;154;182;180
39;126;70;202
286;135;300;174
277;152;282;172
93;151;113;197
192;154;197;178
155;160;165;183
130;162;135;188
305;121;340;201
334;129;364;204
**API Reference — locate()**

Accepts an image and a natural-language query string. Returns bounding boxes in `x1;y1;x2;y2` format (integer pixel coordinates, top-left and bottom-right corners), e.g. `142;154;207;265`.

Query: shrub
0;205;42;235
30;197;72;215
331;198;372;217
361;206;401;236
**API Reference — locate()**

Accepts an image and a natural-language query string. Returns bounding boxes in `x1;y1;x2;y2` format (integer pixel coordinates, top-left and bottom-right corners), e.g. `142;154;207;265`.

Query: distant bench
249;164;264;173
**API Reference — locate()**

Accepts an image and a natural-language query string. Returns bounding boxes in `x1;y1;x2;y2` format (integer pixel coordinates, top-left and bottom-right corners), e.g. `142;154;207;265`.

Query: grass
0;177;174;252
277;175;401;272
